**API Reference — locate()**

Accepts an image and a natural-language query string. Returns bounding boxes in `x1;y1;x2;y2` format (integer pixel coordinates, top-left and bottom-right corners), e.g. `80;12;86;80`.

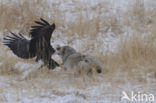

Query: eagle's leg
20;60;44;80
47;58;59;69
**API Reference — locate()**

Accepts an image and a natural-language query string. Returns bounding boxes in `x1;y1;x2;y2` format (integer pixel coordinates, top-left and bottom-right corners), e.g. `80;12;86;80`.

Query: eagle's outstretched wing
3;32;36;59
30;18;59;69
30;18;51;38
29;18;56;54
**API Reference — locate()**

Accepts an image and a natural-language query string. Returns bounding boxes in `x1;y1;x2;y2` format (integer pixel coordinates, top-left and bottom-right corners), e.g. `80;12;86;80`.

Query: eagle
3;18;59;70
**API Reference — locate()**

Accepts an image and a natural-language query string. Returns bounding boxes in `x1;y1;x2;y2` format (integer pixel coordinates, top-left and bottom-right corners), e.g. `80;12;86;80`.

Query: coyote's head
55;45;77;62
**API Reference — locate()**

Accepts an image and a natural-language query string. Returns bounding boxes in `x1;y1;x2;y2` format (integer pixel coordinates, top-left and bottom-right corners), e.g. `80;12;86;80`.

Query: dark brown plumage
3;18;59;69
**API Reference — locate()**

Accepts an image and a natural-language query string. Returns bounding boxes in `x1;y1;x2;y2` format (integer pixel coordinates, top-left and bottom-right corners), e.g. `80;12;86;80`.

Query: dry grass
0;1;47;31
0;0;122;38
0;0;156;102
0;0;155;79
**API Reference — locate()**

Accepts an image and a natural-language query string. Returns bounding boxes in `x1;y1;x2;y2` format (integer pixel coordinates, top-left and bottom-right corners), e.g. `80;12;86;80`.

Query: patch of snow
19;60;44;80
14;62;33;72
53;95;86;103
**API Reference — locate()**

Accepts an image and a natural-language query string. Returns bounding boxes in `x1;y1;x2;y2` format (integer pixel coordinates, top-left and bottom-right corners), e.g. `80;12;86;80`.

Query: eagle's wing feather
30;18;50;38
3;32;36;59
40;18;50;25
35;21;47;26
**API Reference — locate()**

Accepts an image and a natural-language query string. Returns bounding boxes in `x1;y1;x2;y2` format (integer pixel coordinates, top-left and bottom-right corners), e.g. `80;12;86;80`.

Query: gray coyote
56;46;103;76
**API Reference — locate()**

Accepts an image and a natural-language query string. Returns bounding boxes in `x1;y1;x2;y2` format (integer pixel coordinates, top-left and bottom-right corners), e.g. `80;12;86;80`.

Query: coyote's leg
20;60;44;80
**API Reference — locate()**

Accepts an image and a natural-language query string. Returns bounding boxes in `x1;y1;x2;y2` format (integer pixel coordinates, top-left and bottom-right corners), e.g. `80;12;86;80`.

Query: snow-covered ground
0;71;155;103
0;0;156;103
